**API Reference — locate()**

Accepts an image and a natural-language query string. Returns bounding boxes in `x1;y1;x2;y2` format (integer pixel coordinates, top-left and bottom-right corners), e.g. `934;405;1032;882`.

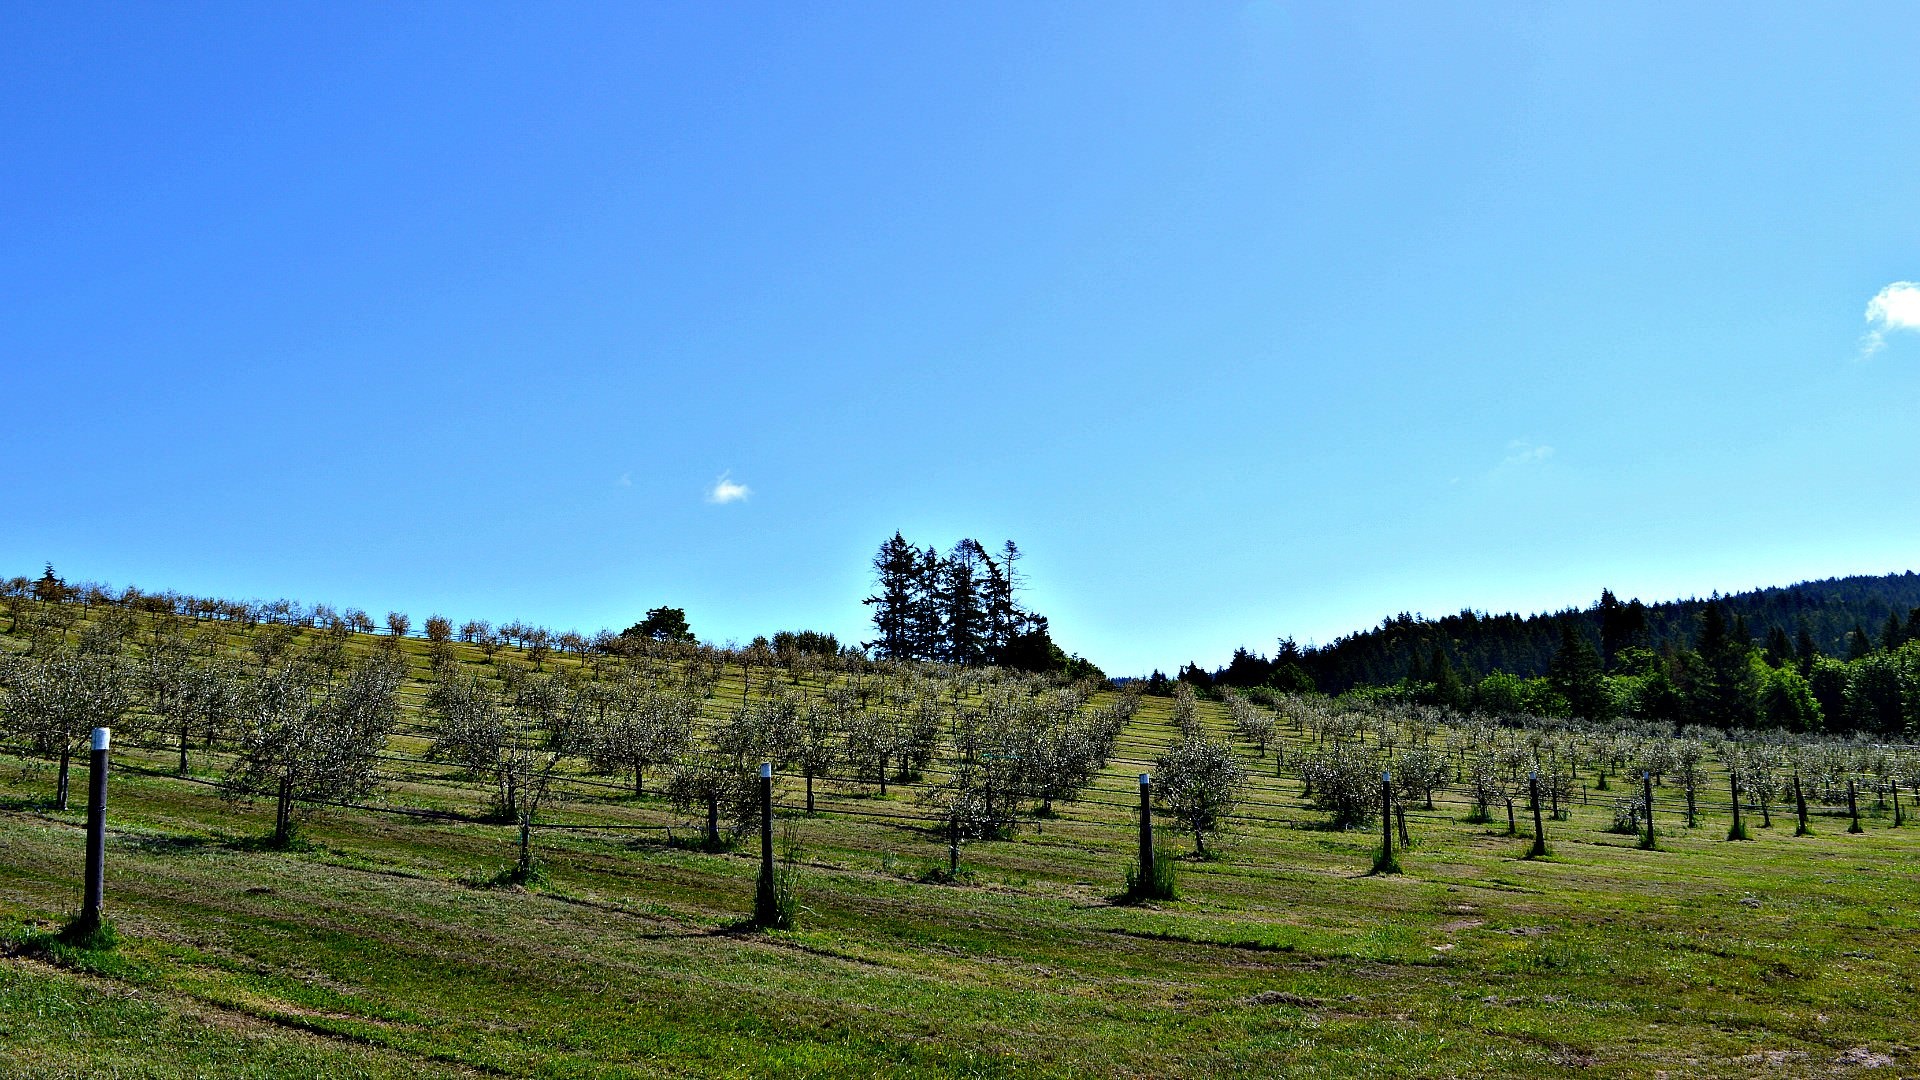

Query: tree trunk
1505;799;1516;836
1686;784;1697;828
705;790;720;846
179;722;191;775
634;764;644;798
805;771;815;815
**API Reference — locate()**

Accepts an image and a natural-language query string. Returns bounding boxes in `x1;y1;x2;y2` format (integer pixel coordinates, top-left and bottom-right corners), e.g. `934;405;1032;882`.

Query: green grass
3;620;1917;1076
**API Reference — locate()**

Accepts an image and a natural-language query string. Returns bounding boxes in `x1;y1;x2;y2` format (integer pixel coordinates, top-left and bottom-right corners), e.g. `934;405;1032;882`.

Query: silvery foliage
0;646;132;760
1155;733;1248;854
224;655;403;834
581;676;698;795
1301;739;1383;829
1228;694;1278;756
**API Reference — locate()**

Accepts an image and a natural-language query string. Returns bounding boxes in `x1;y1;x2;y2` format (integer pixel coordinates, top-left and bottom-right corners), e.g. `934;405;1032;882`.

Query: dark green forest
1168;572;1920;737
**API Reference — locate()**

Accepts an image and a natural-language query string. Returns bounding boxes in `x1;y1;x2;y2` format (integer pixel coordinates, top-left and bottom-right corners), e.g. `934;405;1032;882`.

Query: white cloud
706;471;750;504
615;472;632;487
1502;440;1554;467
1861;281;1920;358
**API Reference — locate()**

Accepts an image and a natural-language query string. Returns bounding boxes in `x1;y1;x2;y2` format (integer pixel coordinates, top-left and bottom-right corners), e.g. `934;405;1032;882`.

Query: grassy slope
2;631;1917;1078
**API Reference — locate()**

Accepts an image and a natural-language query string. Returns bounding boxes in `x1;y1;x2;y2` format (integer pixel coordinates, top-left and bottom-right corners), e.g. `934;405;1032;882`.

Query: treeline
1164;573;1920;738
1270;572;1920;693
863;534;1099;678
1186;600;1920;737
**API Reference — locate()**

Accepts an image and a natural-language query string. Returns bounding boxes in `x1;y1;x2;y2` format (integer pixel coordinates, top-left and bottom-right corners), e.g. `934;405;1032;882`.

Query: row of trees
1206;689;1920;844
0;633;402;846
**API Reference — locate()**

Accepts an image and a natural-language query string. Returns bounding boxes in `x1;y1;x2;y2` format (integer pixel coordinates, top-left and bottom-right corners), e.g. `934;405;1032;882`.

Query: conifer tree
862;533;921;660
1548;623;1608;721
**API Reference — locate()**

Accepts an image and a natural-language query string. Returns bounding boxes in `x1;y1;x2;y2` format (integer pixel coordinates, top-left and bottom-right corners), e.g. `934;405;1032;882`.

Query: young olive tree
1170;682;1200;737
665;745;762;849
428;668;512;810
1673;739;1707;828
585;680;695;797
1229;696;1279;758
791;696;843;814
224;657;403;846
1;647;133;809
843;706;904;795
144;644;241;775
493;672;588;877
1155;734;1247;856
1392;746;1450;811
1301;740;1382;829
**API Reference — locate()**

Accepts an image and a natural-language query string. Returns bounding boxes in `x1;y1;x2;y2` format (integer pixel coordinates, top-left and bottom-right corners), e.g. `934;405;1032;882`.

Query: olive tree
1392;746;1450;810
1301;740;1381;829
585;680;696;797
791;695;843;814
665;744;762;849
1;647;133;809
428;669;512;810
144;644;241;775
224;656;403;846
1229;695;1278;757
1154;734;1247;856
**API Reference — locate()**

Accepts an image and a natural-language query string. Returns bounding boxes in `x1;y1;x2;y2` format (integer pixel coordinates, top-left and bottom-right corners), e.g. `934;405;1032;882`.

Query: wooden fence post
1528;771;1547;858
79;728;110;934
754;763;777;926
1794;772;1811;836
1640;771;1657;850
1137;773;1155;889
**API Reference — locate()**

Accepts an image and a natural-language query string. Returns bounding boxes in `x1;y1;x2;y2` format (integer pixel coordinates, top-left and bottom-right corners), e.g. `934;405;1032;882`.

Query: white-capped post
754;762;777;926
80;727;111;933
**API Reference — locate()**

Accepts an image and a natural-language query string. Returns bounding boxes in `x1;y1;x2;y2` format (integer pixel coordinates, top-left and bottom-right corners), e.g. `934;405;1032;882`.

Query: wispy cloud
1502;440;1554;467
706;471;750;504
615;472;632;488
1861;281;1920;359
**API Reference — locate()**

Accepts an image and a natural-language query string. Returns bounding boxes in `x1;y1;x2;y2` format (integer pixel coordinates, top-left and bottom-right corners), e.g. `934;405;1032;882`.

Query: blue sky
4;3;1918;675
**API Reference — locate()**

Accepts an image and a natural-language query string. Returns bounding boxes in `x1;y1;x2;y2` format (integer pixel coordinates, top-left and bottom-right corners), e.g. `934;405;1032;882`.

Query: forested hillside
1191;572;1920;694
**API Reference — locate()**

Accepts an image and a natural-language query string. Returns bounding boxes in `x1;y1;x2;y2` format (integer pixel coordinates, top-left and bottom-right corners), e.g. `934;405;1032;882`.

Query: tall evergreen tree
906;544;946;661
1429;645;1467;711
862;533;921;660
1598;589;1647;671
1763;625;1793;667
1794;622;1820;675
1693;603;1755;727
1548;623;1608;721
1847;624;1874;661
940;540;988;665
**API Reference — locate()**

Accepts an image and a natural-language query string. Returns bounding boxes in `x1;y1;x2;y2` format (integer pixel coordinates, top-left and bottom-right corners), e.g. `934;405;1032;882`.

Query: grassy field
3;636;1918;1077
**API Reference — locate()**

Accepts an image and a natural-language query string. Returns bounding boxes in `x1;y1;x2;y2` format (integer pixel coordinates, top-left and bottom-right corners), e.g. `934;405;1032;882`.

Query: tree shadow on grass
126;833;217;856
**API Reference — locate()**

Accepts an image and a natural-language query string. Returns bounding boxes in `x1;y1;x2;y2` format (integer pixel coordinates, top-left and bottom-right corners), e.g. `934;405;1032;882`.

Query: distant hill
1284;571;1920;694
